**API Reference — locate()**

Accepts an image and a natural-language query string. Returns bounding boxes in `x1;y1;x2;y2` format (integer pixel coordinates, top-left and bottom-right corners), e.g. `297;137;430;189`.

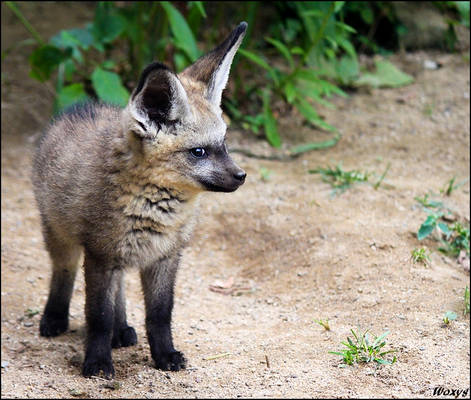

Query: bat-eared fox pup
32;22;247;378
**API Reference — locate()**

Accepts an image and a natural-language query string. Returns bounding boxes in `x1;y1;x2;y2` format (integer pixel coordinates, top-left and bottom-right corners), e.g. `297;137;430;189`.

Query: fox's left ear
180;22;247;107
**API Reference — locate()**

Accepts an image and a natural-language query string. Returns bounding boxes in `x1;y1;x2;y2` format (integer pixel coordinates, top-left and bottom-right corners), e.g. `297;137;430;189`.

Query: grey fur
32;22;247;378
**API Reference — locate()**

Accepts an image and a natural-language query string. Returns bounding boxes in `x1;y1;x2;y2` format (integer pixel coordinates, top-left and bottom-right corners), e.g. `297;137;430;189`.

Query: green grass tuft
329;329;397;366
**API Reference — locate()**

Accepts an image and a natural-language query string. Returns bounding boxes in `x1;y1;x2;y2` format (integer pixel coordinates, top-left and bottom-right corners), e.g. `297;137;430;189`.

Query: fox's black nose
234;170;247;182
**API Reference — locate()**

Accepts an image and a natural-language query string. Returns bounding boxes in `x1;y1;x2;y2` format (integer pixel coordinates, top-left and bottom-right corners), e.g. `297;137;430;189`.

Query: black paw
112;326;137;349
154;351;187;371
39;314;68;337
82;356;115;379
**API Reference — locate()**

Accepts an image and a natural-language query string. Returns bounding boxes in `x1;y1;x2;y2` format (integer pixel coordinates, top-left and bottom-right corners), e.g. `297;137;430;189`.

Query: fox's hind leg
40;224;81;337
111;272;137;348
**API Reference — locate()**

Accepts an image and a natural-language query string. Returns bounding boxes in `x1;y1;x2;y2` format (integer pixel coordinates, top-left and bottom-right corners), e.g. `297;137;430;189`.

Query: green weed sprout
314;319;330;331
309;163;369;194
410;247;431;266
329;329;397;366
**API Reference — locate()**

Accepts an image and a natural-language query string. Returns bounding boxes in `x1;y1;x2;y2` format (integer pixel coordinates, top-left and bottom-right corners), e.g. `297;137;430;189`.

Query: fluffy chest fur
111;176;199;268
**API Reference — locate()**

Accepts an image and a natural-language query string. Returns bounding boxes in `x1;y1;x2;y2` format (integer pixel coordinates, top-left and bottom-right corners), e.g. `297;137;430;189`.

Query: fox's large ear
128;62;190;136
180;22;247;107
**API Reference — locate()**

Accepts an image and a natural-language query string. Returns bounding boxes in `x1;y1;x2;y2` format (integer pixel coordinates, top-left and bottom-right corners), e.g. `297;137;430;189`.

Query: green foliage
91;67;129;107
443;310;457;325
54;83;90;114
7;1;467;148
161;1;201;62
415;189;470;259
29;45;72;82
309;161;392;195
309;163;370;194
411;247;431;266
329;329;397;366
414;193;444;209
10;1;204;114
438;222;470;257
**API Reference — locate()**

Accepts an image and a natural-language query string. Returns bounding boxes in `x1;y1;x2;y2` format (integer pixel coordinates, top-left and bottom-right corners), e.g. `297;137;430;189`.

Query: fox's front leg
82;251;119;379
140;254;186;371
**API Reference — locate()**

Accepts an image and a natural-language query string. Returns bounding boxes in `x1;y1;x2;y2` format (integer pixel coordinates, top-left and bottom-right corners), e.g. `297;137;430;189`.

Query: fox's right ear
126;62;191;138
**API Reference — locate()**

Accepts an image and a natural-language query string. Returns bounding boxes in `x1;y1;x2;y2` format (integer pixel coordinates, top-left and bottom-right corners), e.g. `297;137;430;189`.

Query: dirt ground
1;3;470;399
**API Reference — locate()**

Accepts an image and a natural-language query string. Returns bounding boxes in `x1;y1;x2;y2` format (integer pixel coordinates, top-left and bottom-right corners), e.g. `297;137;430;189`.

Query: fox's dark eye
190;148;206;158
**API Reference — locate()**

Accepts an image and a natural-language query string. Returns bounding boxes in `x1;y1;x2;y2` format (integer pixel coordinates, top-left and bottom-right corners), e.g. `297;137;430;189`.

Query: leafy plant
438;222;470;257
414;193;444;209
411;247;431;266
329;329;397;366
415;188;470;260
443;310;457;325
233;1;353;149
7;1;205;115
309;163;370;194
7;1;463;150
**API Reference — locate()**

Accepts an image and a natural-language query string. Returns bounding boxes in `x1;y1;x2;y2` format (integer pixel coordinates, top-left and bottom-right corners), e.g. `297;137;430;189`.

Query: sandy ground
1;3;470;398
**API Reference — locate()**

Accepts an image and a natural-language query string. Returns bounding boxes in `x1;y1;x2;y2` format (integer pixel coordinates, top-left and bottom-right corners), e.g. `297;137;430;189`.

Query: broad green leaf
91;67;129;107
262;91;281;148
356;60;414;88
54;83;90;114
161;1;200;61
294;96;335;131
418;218;437;240
92;3;126;44
265;37;294;69
29;45;72;82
